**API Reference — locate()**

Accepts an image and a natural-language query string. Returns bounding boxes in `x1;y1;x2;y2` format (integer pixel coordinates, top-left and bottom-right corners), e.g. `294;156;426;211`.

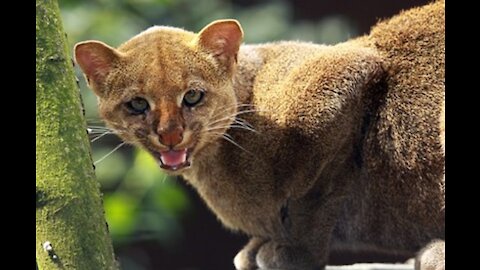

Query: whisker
207;109;264;127
94;142;126;165
231;124;258;133
87;129;111;134
205;114;259;135
88;129;112;133
206;117;234;129
88;129;123;136
87;125;111;129
88;130;113;134
235;103;257;107
221;133;253;155
204;124;257;134
208;103;258;120
161;173;168;184
232;118;258;133
213;103;256;112
207;131;253;155
90;131;112;143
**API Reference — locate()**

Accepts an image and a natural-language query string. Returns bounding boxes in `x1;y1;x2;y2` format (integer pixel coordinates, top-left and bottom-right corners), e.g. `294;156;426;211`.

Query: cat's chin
153;148;192;173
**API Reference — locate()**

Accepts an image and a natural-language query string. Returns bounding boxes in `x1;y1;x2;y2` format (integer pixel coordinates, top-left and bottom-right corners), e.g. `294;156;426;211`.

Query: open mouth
156;148;191;171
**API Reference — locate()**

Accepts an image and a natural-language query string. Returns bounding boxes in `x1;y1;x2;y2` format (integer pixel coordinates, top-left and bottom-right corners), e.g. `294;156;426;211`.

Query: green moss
36;0;116;269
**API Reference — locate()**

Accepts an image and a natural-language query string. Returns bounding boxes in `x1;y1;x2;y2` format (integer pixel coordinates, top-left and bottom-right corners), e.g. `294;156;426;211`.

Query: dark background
59;0;431;269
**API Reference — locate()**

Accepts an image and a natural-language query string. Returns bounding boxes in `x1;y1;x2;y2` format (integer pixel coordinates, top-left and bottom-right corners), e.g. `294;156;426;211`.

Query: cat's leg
253;196;343;270
234;236;322;270
415;239;445;270
416;100;445;270
234;237;268;270
255;240;321;270
251;47;383;270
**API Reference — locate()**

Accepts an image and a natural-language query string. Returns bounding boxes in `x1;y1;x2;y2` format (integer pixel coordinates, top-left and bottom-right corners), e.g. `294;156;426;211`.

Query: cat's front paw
415;240;445;270
255;241;322;270
234;237;267;270
234;248;257;270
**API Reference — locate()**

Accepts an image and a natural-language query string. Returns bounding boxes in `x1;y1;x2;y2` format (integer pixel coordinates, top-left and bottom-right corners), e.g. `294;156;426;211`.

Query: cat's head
74;20;244;174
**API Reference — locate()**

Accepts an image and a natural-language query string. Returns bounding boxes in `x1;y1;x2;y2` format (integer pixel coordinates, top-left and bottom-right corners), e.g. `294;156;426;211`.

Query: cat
74;1;444;269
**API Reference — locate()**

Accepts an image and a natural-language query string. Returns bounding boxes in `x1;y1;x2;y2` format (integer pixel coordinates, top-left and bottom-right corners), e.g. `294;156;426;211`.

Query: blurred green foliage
59;0;355;269
96;149;190;244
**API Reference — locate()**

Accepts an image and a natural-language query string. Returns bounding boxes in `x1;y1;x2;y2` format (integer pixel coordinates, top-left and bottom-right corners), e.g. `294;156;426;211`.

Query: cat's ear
74;40;121;95
196;19;244;72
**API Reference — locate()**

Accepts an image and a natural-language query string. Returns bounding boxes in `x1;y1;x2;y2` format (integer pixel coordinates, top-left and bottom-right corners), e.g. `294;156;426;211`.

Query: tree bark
36;0;117;269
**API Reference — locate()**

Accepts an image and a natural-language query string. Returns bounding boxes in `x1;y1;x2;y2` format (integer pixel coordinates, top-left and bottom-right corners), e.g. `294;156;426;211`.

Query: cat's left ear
196;19;244;72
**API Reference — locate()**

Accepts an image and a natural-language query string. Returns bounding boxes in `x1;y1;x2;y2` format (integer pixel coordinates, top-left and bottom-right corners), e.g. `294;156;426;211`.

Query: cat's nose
158;126;184;147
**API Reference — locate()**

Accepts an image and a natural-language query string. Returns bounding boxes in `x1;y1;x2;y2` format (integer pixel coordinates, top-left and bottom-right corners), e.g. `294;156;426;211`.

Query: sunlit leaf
134;149;162;172
103;192;139;239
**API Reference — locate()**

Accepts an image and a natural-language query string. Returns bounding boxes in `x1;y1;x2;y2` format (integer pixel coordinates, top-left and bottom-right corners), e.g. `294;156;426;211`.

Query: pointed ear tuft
74;41;120;93
196;19;244;71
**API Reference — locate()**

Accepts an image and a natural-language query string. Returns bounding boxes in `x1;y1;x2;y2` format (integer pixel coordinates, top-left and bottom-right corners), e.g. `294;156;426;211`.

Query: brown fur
74;1;444;269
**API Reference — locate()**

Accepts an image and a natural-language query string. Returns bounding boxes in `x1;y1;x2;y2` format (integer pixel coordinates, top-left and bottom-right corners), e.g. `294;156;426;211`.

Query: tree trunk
36;0;117;269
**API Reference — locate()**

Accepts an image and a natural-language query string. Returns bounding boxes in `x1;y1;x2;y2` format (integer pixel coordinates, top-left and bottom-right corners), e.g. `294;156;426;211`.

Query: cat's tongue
160;149;187;167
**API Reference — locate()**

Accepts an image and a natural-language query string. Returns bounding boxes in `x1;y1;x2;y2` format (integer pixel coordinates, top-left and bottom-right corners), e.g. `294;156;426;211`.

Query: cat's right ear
195;19;244;73
74;41;120;96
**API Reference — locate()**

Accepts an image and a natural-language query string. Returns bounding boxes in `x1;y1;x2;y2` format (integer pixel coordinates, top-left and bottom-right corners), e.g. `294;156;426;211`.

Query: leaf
103;192;139;239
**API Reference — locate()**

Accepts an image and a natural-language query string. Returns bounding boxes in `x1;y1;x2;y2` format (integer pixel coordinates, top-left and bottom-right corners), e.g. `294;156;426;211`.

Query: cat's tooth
181;151;187;163
160;155;167;166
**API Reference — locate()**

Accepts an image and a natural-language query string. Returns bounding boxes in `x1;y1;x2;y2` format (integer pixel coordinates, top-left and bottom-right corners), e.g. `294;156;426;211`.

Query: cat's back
347;0;445;247
362;0;445;199
364;0;445;165
238;42;329;123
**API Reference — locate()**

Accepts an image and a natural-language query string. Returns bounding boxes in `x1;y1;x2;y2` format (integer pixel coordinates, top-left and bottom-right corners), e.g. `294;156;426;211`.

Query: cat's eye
126;97;149;115
183;89;204;107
